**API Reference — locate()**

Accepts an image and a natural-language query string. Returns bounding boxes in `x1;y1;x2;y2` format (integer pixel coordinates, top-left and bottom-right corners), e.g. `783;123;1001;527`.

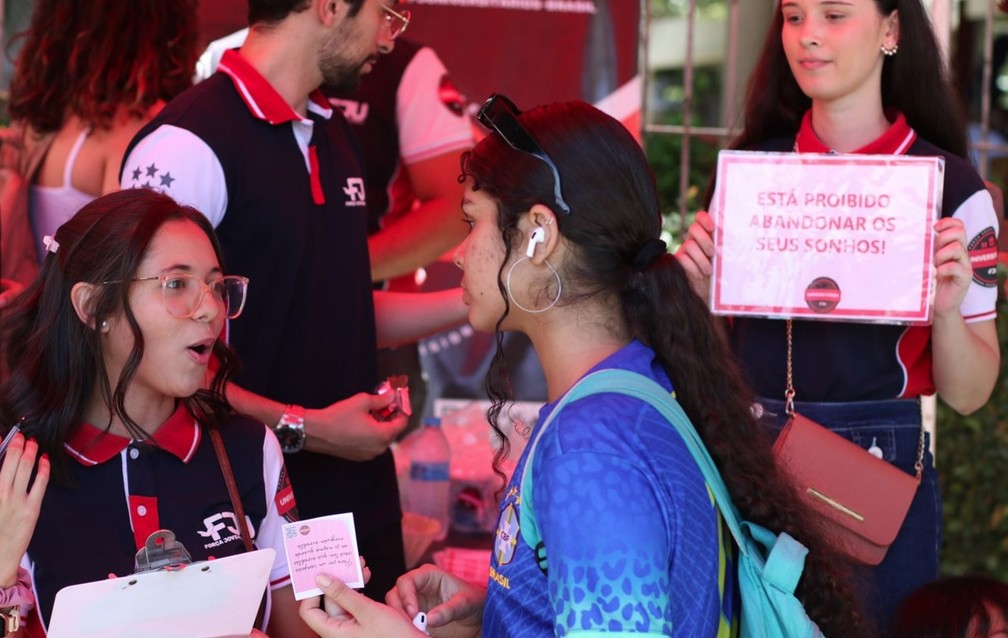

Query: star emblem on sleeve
127;160;178;193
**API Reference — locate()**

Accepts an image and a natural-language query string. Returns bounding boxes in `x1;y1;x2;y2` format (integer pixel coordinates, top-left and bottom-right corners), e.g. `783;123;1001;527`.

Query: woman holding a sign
0;189;313;637
676;0;1000;630
297;98;872;636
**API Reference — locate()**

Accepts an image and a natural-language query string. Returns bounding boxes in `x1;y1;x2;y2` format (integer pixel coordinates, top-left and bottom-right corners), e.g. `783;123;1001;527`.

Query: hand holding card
282;513;365;601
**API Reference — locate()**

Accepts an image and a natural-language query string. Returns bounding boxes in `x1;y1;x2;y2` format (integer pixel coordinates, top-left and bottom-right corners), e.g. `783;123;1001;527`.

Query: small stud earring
881;43;898;56
100;320;109;332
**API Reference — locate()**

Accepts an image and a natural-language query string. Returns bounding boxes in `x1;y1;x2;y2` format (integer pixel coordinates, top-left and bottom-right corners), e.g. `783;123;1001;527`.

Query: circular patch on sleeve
967;226;998;287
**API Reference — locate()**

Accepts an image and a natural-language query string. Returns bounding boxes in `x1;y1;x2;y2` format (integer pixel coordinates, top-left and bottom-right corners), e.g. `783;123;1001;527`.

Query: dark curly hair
0;189;240;485
6;0;198;133
462;99;875;636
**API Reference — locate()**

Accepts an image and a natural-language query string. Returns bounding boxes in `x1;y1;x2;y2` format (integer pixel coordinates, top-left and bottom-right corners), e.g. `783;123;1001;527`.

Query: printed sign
709;151;944;324
282;513;365;600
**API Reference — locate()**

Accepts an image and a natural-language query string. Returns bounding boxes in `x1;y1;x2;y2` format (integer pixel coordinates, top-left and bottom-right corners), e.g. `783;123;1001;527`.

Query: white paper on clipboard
47;548;275;638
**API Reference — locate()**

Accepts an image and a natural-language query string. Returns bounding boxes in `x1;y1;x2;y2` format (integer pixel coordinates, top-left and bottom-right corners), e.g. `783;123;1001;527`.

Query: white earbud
526;227;546;258
412;611;429;635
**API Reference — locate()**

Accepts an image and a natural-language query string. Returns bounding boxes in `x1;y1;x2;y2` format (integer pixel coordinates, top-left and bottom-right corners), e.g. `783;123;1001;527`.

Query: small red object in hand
372;375;411;420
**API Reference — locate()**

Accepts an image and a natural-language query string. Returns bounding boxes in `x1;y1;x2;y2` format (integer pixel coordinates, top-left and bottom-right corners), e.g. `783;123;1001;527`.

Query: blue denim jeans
757;397;941;634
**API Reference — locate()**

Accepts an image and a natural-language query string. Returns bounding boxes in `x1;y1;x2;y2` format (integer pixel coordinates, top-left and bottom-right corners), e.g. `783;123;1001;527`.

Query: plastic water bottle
408;417;451;541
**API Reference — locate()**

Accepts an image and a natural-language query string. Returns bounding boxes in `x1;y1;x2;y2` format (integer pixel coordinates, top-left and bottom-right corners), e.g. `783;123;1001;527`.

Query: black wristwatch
274;404;306;454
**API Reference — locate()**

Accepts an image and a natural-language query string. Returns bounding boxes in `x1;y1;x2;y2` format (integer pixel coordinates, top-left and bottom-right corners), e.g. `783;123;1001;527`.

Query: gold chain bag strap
771;319;925;565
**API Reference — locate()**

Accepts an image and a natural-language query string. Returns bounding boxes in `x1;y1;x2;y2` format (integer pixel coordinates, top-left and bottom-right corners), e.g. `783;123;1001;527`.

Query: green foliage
650;0;728;19
644;128;720;248
644;62;726;247
937;270;1008;579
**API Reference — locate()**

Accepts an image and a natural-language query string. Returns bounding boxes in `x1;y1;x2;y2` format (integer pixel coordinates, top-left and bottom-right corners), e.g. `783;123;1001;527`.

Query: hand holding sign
675;210;716;303
932;216;976;317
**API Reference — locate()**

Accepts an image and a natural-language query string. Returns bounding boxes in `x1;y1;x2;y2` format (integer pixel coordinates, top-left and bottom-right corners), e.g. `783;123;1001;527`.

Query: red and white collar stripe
217;49;332;124
65;404;202;466
795;109;916;155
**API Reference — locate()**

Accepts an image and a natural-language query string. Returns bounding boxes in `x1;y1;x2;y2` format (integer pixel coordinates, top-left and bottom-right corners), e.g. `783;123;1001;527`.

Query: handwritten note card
282;512;365;600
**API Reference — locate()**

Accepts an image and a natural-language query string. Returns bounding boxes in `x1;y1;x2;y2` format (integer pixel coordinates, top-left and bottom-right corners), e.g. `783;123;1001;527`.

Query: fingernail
317;574;333;587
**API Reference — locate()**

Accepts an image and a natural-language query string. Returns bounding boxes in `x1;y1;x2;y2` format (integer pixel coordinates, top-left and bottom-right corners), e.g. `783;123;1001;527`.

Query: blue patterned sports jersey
482;341;737;637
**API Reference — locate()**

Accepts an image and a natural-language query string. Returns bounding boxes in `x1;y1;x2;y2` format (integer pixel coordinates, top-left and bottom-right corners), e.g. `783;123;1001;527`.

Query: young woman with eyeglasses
0;189;316;637
293;97;872;637
676;0;999;630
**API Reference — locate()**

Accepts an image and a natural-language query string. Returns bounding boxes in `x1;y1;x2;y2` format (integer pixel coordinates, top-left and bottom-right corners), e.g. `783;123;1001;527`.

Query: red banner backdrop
197;0;642;132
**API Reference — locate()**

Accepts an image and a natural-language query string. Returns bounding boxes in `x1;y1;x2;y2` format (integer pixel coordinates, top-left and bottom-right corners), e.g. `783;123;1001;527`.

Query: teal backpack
519;369;825;638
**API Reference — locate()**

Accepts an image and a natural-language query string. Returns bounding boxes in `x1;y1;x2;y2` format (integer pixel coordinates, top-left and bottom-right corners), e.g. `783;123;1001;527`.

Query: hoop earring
505;257;562;314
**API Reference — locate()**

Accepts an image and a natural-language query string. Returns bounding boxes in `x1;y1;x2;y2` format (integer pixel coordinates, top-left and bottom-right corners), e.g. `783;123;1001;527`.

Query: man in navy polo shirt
120;0;463;600
197;30;474;434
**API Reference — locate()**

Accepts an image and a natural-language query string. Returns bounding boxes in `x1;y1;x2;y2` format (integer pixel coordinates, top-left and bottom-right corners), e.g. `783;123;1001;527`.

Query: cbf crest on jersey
494;503;519;565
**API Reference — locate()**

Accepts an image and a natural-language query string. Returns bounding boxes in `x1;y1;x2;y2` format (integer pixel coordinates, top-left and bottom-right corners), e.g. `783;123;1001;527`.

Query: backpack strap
518;368;754;573
518;398;555;574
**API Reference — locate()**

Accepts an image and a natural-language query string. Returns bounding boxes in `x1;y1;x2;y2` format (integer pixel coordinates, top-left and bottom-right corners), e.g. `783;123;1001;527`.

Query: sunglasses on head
476;94;572;215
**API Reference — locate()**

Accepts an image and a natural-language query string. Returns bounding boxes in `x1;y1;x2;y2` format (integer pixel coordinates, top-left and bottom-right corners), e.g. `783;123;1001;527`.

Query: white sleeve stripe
964;311;996;323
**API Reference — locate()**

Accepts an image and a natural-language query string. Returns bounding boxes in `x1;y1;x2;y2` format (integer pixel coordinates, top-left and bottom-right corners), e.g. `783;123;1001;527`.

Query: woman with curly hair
676;0;1000;631
290;96;873;637
6;0;197;262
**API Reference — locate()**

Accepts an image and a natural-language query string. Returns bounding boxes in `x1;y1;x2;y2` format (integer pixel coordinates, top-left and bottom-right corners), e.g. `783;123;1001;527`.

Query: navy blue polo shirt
121;50;400;532
24;407;296;632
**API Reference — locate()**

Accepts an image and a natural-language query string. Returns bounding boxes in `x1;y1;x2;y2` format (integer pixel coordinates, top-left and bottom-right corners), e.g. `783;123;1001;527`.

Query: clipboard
47;548;275;638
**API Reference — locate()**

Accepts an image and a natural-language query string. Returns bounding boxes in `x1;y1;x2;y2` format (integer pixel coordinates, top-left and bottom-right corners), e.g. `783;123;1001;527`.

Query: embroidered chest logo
329;98;368;124
197;511;255;549
343;177;367;207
